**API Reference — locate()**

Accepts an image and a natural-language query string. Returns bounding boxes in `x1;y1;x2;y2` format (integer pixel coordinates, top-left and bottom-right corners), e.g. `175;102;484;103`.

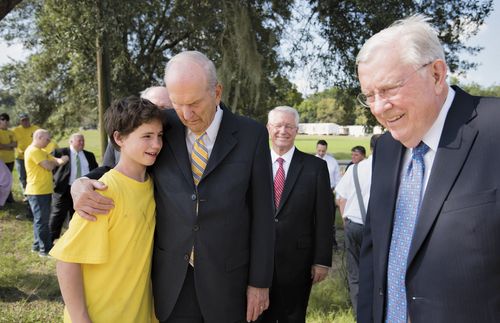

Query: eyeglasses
269;123;297;131
357;62;432;108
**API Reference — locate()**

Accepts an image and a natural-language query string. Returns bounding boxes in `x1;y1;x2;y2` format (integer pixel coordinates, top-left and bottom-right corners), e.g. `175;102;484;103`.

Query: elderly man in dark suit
71;51;275;323
261;106;333;323
356;15;500;323
49;133;98;242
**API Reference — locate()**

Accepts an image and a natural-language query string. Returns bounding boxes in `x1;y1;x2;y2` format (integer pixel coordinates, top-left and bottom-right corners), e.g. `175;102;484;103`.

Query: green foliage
308;0;493;88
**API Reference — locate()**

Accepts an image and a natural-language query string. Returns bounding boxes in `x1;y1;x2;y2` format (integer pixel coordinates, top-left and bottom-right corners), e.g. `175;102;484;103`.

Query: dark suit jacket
52;147;98;194
151;105;275;323
358;86;500;323
273;149;333;286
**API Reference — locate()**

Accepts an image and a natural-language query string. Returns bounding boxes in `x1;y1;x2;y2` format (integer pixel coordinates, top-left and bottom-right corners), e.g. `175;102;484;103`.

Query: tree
0;0;23;21
0;0;295;138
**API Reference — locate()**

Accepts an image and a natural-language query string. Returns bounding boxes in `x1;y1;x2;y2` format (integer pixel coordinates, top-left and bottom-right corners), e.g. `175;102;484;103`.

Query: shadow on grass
0;272;61;303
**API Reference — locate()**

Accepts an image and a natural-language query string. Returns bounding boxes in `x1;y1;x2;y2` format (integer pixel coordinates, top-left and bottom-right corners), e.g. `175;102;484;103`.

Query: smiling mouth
145;152;158;158
387;114;404;123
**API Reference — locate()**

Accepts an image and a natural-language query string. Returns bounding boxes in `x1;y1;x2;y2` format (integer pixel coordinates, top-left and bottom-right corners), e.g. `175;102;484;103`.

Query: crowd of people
2;13;499;323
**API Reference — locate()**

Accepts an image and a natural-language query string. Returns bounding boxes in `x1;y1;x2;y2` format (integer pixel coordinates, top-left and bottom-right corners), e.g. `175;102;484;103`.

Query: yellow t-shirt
12;124;39;159
0;129;16;163
24;145;55;195
50;169;158;323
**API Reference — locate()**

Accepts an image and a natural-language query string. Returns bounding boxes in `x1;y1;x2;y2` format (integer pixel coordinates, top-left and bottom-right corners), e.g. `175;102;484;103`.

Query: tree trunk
95;0;111;159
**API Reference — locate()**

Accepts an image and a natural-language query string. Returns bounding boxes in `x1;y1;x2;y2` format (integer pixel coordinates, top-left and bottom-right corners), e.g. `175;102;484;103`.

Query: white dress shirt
335;155;373;224
316;153;341;188
400;86;455;194
271;146;295;178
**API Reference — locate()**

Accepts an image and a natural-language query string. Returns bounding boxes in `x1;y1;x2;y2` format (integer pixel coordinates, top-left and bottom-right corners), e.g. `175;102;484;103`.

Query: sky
1;1;499;93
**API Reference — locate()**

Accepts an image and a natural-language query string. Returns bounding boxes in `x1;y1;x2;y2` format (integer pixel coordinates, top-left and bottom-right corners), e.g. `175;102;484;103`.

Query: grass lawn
0;131;361;322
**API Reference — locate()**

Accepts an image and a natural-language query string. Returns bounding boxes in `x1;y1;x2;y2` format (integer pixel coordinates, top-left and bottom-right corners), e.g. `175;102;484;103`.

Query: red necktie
274;157;285;209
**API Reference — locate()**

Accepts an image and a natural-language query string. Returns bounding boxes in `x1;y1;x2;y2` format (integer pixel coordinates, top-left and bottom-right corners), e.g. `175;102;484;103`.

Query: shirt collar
421;85;455;152
187;105;223;144
271;146;295;164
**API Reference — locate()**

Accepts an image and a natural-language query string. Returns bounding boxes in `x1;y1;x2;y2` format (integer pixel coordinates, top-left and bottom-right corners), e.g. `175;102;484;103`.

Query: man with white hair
356;15;500;323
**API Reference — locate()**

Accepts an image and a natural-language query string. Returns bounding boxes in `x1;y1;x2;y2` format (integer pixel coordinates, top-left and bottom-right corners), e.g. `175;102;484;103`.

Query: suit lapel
164;115;193;187
407;86;478;267
276;149;303;216
202;106;237;182
375;138;405;276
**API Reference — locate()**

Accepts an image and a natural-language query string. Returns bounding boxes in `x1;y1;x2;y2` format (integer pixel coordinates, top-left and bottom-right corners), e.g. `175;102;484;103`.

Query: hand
246;286;269;322
71;177;113;221
311;265;329;284
60;155;70;164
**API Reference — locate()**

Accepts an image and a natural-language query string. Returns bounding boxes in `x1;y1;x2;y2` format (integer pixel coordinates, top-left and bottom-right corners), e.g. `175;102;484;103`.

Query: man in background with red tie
261;106;333;323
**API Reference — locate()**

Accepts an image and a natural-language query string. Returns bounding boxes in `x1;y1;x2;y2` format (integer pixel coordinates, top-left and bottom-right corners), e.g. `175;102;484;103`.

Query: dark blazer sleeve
248;125;275;288
314;159;334;266
102;142;117;168
85;166;111;180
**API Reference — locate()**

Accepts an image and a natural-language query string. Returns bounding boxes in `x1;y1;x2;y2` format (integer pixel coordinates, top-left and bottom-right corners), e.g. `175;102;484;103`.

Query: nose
371;94;391;114
181;106;194;120
153;136;163;149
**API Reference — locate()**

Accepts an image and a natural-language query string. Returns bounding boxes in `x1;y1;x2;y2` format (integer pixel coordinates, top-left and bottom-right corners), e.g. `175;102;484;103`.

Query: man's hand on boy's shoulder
71;177;114;221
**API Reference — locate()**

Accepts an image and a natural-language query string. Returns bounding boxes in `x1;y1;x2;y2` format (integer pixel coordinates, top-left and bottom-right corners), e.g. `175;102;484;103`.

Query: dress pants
344;219;364;315
260;270;312;323
49;188;74;241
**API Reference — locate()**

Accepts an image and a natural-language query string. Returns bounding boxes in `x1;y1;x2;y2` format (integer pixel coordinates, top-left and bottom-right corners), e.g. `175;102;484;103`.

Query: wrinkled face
115;120;163;167
357;46;444;148
70;135;85;152
351;150;365;164
316;144;327;158
166;64;221;136
267;111;298;154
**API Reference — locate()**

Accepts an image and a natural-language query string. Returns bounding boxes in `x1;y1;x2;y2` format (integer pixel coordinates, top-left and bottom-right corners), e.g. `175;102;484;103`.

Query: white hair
164;51;218;95
356;14;446;68
268;106;300;126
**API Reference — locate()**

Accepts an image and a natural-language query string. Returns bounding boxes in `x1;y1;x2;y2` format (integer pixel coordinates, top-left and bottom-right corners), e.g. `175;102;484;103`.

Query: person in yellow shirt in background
25;129;69;257
50;96;163;323
0;113;17;203
44;140;59;154
13;113;39;195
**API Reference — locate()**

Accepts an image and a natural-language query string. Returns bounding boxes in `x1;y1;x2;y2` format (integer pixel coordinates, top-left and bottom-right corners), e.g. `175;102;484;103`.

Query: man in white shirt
315;139;341;250
335;134;379;315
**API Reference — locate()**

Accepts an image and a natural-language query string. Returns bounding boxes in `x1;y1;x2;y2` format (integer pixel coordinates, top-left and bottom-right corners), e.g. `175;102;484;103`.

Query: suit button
191;194;197;201
274;218;278;222
193;225;199;231
184;254;189;261
379;288;384;296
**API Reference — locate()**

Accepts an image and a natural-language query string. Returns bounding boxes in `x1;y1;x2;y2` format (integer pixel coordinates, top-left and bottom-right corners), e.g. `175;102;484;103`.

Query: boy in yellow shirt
25;129;69;256
50;96;164;323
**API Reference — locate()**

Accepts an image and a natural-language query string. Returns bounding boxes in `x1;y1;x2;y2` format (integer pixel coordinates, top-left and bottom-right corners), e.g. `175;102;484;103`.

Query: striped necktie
386;142;429;323
191;133;208;186
274;157;285;209
75;153;82;178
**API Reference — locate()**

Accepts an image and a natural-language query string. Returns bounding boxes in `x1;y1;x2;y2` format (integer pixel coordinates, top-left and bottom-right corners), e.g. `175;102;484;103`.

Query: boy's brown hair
105;96;164;151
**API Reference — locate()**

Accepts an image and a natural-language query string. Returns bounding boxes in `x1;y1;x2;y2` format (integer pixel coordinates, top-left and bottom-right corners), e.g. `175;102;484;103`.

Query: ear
214;83;223;105
430;59;447;94
113;131;125;148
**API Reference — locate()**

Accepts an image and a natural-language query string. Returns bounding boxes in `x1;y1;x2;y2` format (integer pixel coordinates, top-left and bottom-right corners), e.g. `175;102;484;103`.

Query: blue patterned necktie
386;141;429;323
